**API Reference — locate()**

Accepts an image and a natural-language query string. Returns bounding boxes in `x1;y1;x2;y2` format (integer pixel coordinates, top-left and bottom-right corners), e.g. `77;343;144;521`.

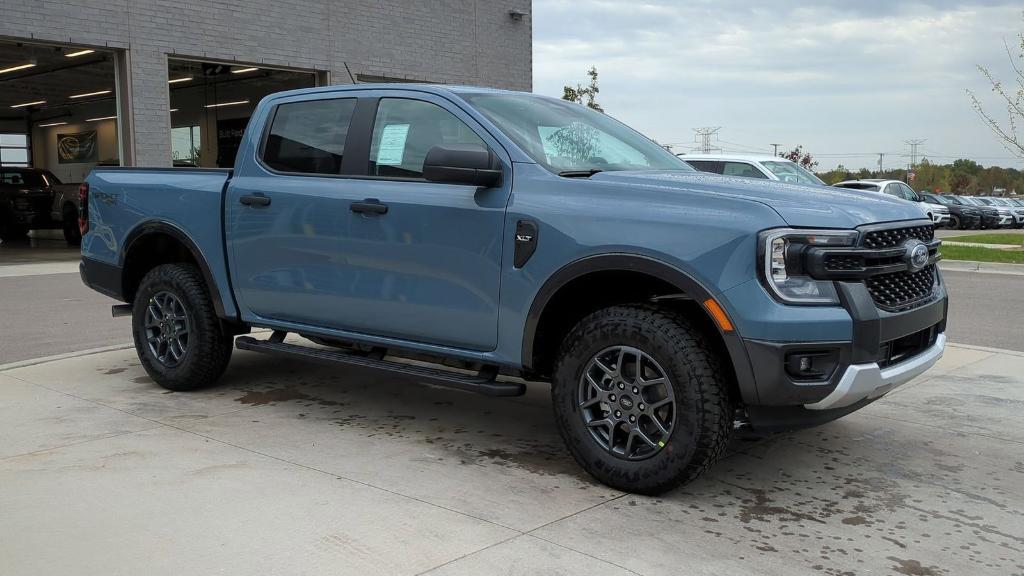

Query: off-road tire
132;263;233;391
552;304;733;494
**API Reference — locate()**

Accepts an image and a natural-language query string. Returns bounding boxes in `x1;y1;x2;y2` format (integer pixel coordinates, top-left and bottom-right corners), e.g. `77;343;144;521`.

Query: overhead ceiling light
11;100;46;108
85;115;117;122
169;108;179;112
38;121;68;127
204;100;249;108
168;77;192;84
69;90;112;99
65;49;95;58
231;67;259;74
0;63;36;75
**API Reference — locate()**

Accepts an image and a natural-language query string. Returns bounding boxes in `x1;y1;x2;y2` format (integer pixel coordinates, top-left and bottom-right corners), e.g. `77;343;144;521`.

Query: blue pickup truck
79;84;947;493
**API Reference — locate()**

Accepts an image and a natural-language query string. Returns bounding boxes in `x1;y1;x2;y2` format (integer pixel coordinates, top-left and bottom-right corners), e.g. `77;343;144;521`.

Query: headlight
759;229;857;305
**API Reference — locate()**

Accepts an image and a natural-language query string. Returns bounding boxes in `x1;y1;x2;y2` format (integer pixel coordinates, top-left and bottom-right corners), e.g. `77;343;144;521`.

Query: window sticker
376;123;410;166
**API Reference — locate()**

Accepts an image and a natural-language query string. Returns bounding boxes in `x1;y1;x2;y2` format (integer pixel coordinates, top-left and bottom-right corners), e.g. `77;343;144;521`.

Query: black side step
235;335;525;397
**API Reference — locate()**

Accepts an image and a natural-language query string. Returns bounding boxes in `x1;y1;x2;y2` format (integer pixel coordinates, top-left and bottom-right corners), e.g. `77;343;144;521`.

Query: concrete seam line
0;424;166;463
0;342;134;372
524;533;645;575
413;533;526;576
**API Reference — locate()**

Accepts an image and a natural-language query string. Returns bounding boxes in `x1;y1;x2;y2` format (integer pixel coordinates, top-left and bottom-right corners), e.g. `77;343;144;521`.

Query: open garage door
167;59;316;168
0;39;123;257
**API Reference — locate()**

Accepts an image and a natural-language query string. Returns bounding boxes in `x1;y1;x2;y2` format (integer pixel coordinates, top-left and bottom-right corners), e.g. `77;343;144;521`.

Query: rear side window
685;160;724;174
368;98;487;179
722;162;766;179
263;98;357;175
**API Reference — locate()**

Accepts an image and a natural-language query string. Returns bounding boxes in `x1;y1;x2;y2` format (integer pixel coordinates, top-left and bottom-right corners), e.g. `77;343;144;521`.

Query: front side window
368;98;487;179
836;182;879;192
762;161;825;186
722;162;767;179
263;98;357;175
463;93;690;174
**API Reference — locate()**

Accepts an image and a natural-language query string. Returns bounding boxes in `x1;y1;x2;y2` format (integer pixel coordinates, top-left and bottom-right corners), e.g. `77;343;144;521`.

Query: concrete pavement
2;341;1022;575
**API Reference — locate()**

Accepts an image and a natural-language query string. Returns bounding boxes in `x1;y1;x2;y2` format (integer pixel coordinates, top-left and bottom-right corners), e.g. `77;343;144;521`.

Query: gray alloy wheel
143;290;191;368
577;345;676;460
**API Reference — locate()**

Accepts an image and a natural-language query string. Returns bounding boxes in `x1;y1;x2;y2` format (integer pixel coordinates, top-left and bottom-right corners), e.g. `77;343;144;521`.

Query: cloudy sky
532;1;1024;170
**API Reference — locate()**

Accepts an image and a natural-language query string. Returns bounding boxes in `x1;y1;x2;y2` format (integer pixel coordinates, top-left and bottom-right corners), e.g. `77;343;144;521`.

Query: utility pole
903;139;925;184
877;153;885;176
692;127;722;154
770;143;782;157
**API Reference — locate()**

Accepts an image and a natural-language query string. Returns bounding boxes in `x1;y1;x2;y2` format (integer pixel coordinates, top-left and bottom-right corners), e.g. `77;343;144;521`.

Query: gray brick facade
0;0;532;165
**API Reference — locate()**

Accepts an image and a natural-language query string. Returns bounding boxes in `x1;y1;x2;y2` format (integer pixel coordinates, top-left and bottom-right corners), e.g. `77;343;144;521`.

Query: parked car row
677;154;1021;229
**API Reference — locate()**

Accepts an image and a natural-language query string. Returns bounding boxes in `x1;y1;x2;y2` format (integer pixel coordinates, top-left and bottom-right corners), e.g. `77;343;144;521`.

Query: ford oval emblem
904;240;929;272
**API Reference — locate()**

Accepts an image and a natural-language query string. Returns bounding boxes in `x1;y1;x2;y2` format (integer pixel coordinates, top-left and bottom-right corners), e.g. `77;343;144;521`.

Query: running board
234;335;525;397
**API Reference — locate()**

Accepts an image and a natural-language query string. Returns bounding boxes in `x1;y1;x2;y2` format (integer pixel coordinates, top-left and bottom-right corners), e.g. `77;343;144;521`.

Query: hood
587;171;927;229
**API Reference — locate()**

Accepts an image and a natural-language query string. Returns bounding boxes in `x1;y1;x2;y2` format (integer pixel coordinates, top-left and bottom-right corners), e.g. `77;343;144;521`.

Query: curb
939;259;1024;276
945;342;1024;358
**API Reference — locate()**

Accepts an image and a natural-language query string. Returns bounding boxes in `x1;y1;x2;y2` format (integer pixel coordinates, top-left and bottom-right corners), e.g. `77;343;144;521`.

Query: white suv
679;154;827;186
834;179;950;227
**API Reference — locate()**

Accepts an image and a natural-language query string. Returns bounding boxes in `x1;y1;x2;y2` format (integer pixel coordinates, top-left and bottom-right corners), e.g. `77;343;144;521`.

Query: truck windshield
761;161;825;186
462;93;691;175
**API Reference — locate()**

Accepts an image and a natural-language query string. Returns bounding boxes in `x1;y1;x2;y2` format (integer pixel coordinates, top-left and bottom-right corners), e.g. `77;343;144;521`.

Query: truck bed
81;167;237;317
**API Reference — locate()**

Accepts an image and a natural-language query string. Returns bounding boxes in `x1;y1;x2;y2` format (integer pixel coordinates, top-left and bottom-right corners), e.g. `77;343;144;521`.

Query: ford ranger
79;84;947;494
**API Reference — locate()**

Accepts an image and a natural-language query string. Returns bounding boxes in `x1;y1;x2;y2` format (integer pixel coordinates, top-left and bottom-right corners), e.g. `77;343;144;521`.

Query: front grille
823;254;864;271
861;225;934;249
865;265;937;311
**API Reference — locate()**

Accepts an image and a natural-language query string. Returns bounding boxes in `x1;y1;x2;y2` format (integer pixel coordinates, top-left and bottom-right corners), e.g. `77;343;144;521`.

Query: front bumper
805;333;944;410
740;275;947;432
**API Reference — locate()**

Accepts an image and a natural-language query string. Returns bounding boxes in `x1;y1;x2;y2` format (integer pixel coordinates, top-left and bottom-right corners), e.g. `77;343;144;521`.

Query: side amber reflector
702;298;734;332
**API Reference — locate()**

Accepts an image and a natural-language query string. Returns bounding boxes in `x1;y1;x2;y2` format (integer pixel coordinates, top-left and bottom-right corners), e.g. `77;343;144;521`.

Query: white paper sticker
376;123;410;166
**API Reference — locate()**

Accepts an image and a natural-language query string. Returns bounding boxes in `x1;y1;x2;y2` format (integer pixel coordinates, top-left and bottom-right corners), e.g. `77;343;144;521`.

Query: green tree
563;66;603;112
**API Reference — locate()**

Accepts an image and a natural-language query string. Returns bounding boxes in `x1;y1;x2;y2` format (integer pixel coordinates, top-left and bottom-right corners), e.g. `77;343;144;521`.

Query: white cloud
532;1;1024;169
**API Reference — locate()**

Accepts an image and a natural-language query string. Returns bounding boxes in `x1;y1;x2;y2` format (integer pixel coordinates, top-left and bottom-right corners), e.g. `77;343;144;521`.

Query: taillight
78;182;89;235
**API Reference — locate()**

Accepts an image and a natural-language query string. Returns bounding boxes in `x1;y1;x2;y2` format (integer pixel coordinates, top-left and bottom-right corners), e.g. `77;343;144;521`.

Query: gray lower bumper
804;333;945;410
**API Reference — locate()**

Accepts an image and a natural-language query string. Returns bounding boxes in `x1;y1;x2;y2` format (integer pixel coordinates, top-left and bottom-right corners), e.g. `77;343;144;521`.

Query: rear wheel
949;215;961;230
132;263;233;391
551;305;733;494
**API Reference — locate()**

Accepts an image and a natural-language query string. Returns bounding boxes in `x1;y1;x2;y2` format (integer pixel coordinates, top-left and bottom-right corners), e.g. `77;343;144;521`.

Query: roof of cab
262;82;533;102
676;153;797;163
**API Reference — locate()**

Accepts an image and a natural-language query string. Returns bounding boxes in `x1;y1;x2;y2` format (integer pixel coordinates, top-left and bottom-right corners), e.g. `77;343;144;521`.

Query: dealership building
0;0;532;178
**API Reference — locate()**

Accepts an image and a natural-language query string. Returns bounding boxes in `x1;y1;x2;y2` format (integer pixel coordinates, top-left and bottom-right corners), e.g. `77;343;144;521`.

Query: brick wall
0;0;532;165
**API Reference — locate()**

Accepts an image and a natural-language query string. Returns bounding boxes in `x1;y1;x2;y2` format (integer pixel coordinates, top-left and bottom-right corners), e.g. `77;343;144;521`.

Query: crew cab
79;85;948;494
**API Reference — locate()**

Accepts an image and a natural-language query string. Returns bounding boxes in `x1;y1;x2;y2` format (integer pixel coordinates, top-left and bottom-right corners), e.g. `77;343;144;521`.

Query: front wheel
552;305;734;494
132;263;233;391
949;215;961;230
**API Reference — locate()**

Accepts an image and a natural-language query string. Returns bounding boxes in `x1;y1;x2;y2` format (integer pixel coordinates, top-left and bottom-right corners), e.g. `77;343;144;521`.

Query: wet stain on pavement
234;387;344;407
888;556;944;575
103;367;126;374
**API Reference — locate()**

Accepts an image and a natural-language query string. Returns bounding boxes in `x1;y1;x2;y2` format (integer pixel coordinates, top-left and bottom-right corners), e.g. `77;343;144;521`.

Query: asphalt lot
1;260;1020;366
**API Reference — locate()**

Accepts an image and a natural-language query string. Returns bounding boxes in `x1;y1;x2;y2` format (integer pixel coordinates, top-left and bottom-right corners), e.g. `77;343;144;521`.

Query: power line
692;127;722;154
903;138;926;167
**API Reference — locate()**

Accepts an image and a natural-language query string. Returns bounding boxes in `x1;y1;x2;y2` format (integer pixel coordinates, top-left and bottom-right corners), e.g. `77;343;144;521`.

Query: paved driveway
1;342;1021;575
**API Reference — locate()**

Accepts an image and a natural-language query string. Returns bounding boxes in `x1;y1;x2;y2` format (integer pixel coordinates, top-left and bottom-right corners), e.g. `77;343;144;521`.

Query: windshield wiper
558;169;604;178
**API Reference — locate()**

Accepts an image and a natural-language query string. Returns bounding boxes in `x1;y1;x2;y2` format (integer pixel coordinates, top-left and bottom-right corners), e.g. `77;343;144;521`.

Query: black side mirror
423;145;502;188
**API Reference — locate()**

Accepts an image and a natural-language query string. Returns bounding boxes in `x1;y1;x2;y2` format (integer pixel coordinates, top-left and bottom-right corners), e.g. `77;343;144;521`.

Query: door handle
350;198;388;215
239;194;271;207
